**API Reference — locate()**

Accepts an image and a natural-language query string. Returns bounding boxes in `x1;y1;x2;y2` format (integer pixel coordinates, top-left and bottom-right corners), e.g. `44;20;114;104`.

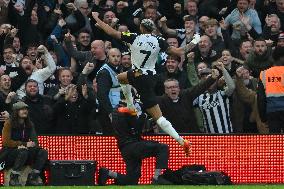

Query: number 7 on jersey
140;50;151;68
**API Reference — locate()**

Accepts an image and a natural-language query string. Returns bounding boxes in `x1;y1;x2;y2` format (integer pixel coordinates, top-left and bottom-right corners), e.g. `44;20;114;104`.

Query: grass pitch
6;185;284;189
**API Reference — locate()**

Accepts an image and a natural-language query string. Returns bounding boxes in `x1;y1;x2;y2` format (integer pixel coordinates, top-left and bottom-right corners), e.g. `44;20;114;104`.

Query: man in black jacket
97;103;173;185
157;71;218;133
23;79;54;134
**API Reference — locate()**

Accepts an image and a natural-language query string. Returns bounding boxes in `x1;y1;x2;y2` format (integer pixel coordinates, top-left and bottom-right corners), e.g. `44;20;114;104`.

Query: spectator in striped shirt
193;62;235;133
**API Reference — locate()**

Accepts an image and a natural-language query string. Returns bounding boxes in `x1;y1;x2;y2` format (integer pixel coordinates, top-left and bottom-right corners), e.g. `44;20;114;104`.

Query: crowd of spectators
0;0;284;135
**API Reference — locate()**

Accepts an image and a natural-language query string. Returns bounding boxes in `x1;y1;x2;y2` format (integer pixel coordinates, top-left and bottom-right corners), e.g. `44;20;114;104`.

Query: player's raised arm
92;12;122;40
167;33;201;57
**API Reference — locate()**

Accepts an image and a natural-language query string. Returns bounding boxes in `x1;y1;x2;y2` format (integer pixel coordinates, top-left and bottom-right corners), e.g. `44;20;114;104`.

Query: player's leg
99;163;140;186
115;159;141;185
98;167;134;185
120;141;168;184
115;144;142;185
130;73;191;156
146;105;185;144
146;106;191;157
117;71;136;111
97;167;117;185
138;141;169;181
150;142;172;184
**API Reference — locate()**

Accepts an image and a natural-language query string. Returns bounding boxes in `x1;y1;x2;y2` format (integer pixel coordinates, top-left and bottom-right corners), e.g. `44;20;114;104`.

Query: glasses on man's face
166;85;179;90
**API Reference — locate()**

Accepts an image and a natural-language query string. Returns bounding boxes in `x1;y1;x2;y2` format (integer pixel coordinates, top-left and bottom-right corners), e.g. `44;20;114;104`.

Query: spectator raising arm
186;52;199;87
92;12;122;40
64;33;93;63
160;16;178;37
92;11;200;57
32;45;56;83
215;62;235;96
167;34;200;57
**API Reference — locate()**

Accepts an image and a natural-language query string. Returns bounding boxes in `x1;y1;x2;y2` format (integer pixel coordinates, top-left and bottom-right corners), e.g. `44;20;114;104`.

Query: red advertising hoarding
1;135;283;184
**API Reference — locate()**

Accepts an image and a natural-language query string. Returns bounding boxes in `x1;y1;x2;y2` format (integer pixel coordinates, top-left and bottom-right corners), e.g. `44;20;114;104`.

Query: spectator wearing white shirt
17;45;56;99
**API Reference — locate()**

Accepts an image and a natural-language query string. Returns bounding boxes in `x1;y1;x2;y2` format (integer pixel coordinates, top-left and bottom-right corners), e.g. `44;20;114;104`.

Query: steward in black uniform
97;105;170;185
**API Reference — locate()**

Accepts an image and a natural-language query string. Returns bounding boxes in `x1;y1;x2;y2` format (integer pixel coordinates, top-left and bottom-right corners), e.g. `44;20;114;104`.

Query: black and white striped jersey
193;90;233;133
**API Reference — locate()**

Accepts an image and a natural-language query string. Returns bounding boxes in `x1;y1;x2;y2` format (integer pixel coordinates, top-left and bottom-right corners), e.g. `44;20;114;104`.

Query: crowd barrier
0;135;283;184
